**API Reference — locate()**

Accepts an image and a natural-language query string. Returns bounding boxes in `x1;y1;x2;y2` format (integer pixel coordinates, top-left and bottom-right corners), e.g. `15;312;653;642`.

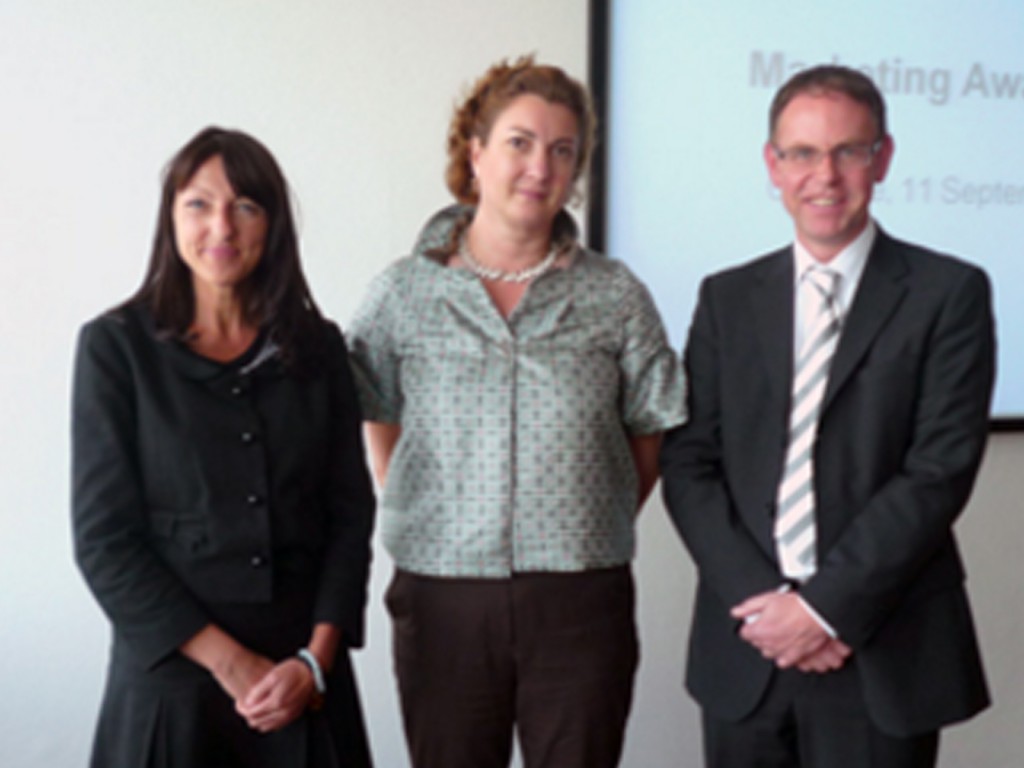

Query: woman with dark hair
72;126;375;767
347;57;686;768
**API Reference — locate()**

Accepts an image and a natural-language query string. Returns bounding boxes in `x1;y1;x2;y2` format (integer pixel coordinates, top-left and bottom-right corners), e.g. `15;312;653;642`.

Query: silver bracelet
296;648;327;695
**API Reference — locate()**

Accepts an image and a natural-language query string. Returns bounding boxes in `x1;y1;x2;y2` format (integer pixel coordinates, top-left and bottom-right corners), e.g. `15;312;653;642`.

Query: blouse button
240;431;257;444
246;493;262;506
250;555;266;568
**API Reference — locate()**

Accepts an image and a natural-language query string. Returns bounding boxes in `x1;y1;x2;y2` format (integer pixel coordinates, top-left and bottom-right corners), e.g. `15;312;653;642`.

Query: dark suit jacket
72;305;375;669
660;228;994;736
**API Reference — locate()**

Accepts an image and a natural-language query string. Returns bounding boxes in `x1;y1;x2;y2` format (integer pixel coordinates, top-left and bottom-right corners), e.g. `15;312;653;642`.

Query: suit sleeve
71;319;210;668
313;325;376;648
801;266;995;648
660;278;782;608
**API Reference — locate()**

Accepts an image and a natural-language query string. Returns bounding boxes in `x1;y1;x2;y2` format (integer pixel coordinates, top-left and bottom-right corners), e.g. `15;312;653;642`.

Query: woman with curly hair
348;57;686;768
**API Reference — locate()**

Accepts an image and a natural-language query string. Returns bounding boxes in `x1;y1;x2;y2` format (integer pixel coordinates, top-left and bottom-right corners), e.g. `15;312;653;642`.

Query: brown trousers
385;566;639;768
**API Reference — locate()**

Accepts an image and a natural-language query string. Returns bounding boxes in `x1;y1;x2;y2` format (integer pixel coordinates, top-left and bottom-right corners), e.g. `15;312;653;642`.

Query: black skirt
88;594;373;768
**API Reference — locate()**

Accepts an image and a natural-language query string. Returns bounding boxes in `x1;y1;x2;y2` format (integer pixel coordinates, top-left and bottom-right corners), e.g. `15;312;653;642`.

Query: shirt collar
793;219;876;288
413;204;581;263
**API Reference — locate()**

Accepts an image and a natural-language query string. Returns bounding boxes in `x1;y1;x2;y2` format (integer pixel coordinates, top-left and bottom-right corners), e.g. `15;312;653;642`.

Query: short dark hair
769;65;887;140
128;126;324;365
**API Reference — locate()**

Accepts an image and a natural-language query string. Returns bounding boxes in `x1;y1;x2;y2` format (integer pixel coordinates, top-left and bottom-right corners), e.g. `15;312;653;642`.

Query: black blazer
660;229;994;736
72;305;375;669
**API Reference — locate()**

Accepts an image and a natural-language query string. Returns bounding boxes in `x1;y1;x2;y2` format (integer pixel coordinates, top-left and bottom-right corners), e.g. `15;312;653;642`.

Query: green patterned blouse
347;206;686;577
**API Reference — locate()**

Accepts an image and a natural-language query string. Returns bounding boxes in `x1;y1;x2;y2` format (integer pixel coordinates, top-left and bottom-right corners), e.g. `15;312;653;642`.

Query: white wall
0;2;1019;767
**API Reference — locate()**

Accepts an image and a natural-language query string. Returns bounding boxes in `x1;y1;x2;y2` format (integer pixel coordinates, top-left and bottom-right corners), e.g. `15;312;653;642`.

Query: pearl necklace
458;235;559;283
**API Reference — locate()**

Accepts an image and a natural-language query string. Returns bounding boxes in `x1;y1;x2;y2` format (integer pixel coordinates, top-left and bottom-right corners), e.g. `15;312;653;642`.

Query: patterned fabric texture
347;205;686;577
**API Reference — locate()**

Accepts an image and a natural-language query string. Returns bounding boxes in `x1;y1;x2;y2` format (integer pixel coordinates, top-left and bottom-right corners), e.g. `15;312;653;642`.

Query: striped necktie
774;267;841;581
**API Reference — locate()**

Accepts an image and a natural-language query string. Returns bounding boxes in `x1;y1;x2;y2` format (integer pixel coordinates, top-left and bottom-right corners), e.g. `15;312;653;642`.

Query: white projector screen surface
605;1;1023;421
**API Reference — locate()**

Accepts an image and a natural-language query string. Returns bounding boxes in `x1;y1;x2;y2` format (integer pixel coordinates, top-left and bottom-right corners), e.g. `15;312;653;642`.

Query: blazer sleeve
801;265;995;648
312;325;376;648
660;277;783;608
71;318;210;668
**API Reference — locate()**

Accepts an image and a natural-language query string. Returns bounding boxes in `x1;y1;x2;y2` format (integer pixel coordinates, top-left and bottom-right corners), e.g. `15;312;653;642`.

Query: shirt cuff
795;593;838;639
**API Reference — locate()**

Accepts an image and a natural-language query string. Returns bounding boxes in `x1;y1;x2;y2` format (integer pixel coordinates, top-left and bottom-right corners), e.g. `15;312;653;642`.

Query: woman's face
470;93;579;237
172;155;267;297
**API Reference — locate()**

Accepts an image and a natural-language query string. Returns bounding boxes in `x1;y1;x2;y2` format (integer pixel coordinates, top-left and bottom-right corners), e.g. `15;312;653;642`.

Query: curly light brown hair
445;55;596;205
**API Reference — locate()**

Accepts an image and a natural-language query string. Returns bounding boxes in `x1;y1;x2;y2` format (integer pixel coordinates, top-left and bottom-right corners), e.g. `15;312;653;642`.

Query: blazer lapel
744;249;795;553
750;248;795;409
823;231;909;412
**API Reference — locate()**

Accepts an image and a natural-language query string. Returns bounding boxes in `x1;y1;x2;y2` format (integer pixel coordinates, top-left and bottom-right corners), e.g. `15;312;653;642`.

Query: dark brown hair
445;55;596;205
127;126;324;365
769;65;887;140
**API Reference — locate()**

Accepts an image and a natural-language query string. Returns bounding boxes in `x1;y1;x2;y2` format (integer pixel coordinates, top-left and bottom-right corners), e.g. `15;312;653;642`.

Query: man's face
765;90;893;262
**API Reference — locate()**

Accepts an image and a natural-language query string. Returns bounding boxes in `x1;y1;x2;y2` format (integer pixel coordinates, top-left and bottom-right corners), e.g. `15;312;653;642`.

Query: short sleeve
346;265;406;424
616;268;688;435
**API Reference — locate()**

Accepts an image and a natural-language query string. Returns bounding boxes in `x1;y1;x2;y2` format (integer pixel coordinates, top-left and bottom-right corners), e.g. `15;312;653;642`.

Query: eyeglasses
772;140;882;171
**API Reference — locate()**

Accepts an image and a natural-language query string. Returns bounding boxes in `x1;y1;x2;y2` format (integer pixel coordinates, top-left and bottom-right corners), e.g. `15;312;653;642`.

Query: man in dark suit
660;65;994;768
